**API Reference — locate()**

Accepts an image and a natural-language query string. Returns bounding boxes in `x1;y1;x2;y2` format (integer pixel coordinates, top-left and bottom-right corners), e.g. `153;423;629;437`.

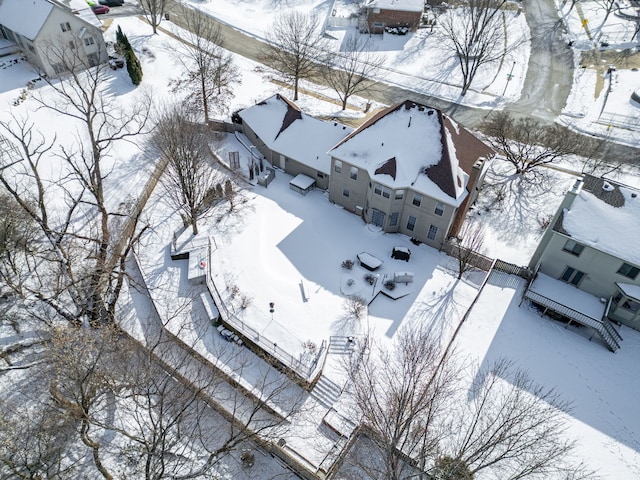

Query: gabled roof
367;0;424;13
330;100;494;206
0;0;54;41
558;175;640;266
239;94;353;174
0;0;101;41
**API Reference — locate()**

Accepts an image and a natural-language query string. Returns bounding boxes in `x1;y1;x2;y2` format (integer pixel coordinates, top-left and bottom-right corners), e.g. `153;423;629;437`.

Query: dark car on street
99;0;124;6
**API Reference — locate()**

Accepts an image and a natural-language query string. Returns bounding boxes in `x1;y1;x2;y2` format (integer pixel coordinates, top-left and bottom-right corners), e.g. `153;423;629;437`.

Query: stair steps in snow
311;376;342;408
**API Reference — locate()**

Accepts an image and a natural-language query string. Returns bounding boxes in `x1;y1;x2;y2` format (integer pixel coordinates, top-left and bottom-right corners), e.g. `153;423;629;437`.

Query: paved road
161;0;639;163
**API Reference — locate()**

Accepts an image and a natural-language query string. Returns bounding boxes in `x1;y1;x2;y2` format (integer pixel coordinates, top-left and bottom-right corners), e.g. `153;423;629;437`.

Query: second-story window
434;202;445;216
350;166;358;180
61;22;71;32
413;193;422;207
334;160;342;173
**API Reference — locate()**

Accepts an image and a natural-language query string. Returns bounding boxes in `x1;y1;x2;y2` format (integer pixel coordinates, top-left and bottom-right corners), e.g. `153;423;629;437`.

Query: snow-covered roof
330;100;494;206
0;0;54;41
290;173;315;190
560;175;640;266
617;283;640;301
367;0;424;12
0;0;101;41
239;94;353;175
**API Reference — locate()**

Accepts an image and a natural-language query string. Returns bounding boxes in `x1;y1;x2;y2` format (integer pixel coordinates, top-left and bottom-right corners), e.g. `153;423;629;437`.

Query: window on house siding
389;212;399;227
382;186;390;198
343;189;350;197
84;36;94;46
562;239;584;256
60;22;71;32
434;202;445;216
407;215;416;231
374;183;382;196
427;225;438;241
317;171;325;178
560;266;585;286
350;166;358;180
412;193;422;207
334;160;342;173
395;190;404;200
52;63;66;74
617;263;640;280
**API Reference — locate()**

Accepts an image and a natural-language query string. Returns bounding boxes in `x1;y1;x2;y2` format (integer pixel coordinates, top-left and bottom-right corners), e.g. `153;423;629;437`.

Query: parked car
91;5;110;14
99;0;124;6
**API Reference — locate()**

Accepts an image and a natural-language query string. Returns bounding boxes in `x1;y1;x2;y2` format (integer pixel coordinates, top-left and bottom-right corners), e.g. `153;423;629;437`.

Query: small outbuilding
290;174;316;195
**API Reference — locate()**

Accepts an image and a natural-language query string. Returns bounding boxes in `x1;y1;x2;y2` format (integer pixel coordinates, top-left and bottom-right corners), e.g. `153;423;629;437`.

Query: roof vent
602;181;614;192
427;110;434;116
632;193;637;198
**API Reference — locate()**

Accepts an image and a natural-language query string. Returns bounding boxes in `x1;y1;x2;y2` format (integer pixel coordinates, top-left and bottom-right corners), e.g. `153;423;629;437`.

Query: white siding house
526;175;640;350
0;0;107;77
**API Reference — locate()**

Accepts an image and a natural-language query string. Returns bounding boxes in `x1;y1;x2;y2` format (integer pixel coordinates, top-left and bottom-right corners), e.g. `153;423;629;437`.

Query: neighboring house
238;94;353;190
0;0;107;77
363;0;424;34
328;100;494;248
526;175;640;348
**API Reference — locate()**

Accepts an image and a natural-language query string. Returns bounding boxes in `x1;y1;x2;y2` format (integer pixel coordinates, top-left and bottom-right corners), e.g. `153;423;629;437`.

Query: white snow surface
529;273;606;319
331;103;469;206
239;94;353;174
563;187;640;266
0;11;639;480
0;0;54;40
617;282;640;300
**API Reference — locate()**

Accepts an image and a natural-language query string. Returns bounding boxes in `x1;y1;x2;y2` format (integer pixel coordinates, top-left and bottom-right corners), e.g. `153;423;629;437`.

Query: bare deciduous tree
172;10;239;120
263;12;325;101
450;221;486;280
439;0;511;96
153;104;222;235
344;295;368;320
0;40;152;326
139;0;169;34
342;325;592;480
322;34;382;110
481;111;585;174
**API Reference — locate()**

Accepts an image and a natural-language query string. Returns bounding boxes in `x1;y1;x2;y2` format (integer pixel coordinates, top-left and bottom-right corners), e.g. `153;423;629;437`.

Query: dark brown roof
273;94;302;140
375;157;397;180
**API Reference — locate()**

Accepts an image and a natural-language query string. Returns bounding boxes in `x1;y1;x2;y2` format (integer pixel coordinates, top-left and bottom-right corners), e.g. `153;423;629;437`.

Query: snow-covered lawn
1;10;640;479
458;275;640;480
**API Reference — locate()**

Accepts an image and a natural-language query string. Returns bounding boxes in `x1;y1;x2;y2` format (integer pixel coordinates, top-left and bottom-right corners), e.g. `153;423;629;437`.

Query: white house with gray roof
525;175;640;350
0;0;107;77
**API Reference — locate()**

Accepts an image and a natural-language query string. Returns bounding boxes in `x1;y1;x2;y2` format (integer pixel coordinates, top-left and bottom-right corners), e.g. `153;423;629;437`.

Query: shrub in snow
240;294;252;309
343;295;367;320
240;451;254;468
364;273;376;285
384;279;395;290
342;259;354;270
346;278;355;287
302;340;317;355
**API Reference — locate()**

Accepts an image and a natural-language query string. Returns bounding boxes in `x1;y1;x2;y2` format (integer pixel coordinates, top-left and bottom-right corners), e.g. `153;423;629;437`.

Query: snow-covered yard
1;7;640;479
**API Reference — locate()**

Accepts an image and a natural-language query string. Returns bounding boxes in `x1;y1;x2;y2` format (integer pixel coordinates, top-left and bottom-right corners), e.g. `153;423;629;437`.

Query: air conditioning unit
355;206;364;216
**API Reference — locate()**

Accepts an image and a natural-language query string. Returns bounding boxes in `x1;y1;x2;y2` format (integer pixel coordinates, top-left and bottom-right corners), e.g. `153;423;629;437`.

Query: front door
371;208;386;227
279;154;286;170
